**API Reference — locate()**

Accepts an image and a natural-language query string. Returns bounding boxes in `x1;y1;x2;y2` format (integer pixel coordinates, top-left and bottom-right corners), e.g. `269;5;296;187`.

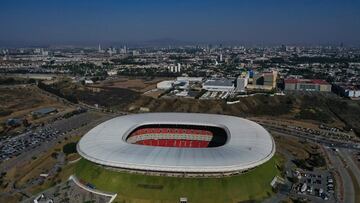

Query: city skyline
0;0;360;46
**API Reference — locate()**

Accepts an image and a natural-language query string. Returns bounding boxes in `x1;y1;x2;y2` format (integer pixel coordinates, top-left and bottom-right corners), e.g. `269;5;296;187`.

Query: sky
0;0;359;46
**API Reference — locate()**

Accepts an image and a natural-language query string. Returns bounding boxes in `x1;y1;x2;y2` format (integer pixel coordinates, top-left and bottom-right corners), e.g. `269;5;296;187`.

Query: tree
62;142;77;155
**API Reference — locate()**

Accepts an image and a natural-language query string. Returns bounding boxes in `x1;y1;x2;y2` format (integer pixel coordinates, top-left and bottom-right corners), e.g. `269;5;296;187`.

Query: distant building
253;71;277;88
157;80;174;90
168;64;181;73
98;44;104;53
31;107;58;117
284;79;331;92
332;83;360;98
177;63;181;72
84;79;94;84
235;72;249;92
247;70;277;90
107;70;118;76
174;81;189;90
6;118;23;127
176;77;203;83
202;79;235;92
263;71;277;88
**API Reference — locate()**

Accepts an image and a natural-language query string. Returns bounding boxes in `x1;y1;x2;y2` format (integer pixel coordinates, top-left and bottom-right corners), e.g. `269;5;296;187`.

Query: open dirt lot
0;85;74;133
93;77;172;93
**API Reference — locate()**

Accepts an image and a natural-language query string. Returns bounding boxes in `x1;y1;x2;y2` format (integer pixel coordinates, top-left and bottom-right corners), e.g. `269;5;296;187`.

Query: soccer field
75;157;280;203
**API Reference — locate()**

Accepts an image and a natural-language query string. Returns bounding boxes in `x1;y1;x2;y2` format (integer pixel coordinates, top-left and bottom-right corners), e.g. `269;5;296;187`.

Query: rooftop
285;78;329;85
203;79;234;87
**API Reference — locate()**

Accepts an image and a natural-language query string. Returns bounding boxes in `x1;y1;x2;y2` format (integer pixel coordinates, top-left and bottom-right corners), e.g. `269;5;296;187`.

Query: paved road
265;125;360;150
338;149;360;183
338;149;360;203
325;148;354;203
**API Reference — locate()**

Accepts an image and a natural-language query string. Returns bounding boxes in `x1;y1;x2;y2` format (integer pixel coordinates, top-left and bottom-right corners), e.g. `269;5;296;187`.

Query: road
325;148;355;203
338;149;360;203
263;124;360;150
338;149;360;183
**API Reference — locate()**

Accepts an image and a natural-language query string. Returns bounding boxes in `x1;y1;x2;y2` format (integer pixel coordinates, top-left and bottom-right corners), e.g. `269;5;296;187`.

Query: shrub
62;142;77;155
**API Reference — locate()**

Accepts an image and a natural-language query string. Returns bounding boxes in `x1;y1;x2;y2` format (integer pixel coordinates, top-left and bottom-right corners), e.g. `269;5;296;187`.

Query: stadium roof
77;113;275;173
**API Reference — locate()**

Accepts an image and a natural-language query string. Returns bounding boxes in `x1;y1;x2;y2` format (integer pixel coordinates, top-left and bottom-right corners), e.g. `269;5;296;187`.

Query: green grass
75;157;280;203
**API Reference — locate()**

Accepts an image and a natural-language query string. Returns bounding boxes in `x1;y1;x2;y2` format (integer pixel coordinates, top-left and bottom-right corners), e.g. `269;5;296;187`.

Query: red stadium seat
129;127;214;148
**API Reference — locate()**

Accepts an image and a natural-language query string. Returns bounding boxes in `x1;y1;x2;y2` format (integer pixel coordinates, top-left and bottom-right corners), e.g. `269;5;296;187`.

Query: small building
284;79;331;92
139;107;150;112
84;79;94;84
31;107;58;117
6;118;23;127
180;197;188;203
107;70;118;76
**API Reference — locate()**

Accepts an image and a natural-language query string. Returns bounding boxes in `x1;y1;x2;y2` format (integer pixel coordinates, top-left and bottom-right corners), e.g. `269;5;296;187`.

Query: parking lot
199;91;230;100
0;111;104;162
291;169;336;202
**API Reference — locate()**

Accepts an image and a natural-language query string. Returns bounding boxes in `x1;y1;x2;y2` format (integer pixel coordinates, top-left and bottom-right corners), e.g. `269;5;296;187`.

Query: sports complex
75;113;280;202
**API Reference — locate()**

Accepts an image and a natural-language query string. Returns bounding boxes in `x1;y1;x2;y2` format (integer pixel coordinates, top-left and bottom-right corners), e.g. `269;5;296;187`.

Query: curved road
325;148;354;203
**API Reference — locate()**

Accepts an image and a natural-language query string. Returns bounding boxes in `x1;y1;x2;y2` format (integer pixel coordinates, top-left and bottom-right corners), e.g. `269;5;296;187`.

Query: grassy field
94;77;172;93
75;157;280;203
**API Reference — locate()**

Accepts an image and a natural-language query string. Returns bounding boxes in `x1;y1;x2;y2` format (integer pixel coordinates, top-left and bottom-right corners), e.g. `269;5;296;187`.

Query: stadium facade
77;113;275;177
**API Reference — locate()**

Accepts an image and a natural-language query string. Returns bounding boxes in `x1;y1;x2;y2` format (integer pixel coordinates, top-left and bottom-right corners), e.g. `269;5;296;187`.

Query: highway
338;149;360;203
325;148;355;203
260;123;360;150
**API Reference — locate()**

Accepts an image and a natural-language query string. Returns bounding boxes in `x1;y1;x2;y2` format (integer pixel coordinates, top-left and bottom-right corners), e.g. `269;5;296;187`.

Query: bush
51;152;58;159
0;109;13;117
62;142;77;155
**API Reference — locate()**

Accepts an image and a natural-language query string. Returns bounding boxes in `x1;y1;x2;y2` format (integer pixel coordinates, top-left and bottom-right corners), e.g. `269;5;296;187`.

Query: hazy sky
0;0;359;45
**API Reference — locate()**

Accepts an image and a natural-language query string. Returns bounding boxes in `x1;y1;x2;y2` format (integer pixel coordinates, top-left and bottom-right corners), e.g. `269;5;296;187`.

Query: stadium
75;113;279;202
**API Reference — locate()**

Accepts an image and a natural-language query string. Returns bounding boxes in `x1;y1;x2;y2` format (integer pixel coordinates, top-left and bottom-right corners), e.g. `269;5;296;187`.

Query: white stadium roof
77;113;275;173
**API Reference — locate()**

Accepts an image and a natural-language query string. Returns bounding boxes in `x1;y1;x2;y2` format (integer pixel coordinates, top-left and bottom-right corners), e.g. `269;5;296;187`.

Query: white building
176;77;203;83
202;79;235;92
168;64;181;73
236;72;249;92
107;70;118;76
85;79;94;84
157;80;174;90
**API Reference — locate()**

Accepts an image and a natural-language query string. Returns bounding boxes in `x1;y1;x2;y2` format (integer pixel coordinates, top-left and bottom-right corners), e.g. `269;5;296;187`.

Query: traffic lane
326;148;355;203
